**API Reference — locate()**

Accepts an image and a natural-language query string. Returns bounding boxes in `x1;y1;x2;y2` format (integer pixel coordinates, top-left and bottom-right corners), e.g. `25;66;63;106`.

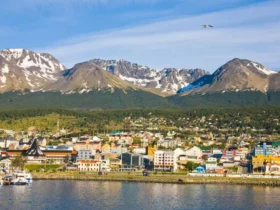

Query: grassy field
25;164;62;172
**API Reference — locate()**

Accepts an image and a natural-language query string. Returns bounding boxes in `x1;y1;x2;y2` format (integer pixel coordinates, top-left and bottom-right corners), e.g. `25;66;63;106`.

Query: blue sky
0;0;279;72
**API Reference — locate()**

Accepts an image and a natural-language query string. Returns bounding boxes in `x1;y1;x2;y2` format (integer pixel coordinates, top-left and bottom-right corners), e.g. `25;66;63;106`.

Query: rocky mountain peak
178;58;278;95
0;48;66;92
91;59;208;94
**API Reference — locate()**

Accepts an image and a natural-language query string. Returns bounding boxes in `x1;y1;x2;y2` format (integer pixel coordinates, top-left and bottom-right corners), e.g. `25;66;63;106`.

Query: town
1;114;280;178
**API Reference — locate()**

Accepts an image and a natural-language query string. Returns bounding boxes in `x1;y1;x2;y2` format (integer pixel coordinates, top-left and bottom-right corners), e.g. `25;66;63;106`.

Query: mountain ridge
178;58;279;95
0;48;280;109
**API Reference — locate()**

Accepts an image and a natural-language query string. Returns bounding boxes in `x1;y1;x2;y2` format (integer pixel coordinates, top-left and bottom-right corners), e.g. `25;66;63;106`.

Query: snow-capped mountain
90;59;208;94
0;49;65;91
178;58;278;95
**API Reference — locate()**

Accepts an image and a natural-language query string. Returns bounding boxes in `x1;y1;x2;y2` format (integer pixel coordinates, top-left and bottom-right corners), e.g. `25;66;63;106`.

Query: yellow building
102;143;111;153
252;155;280;172
146;145;157;158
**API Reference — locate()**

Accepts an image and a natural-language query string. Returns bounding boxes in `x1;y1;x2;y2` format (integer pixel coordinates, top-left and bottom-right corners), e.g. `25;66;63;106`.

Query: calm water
0;181;280;210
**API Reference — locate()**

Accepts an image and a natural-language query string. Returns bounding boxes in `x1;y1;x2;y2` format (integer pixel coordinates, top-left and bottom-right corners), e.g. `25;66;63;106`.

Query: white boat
11;171;33;185
3;171;33;185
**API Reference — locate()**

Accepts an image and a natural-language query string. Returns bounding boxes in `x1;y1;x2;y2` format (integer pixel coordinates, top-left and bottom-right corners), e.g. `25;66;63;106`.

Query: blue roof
212;154;223;158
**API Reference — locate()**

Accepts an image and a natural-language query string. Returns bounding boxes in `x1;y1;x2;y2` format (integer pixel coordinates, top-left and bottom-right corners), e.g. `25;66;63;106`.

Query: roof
22;138;45;157
78;160;99;164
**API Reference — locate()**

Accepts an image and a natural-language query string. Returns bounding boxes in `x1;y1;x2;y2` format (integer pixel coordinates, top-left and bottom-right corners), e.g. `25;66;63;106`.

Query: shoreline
32;173;280;186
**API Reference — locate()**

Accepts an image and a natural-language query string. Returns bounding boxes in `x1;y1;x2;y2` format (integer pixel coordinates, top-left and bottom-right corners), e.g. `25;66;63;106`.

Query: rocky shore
32;172;280;186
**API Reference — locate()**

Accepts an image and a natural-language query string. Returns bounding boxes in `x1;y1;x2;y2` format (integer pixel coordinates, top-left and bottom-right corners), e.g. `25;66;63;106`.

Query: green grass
25;164;62;172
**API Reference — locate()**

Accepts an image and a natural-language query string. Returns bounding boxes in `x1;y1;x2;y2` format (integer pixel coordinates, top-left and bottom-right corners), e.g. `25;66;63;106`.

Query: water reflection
1;181;280;210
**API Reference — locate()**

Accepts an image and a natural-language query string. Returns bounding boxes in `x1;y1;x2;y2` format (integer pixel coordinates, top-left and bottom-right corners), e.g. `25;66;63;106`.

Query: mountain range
0;48;279;109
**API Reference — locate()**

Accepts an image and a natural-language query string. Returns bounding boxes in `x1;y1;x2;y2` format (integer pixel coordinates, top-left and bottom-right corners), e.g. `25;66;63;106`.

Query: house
265;164;280;174
0;137;19;149
102;143;111;154
109;133;133;145
110;143;127;154
185;146;203;160
37;137;47;147
206;157;217;171
157;138;178;149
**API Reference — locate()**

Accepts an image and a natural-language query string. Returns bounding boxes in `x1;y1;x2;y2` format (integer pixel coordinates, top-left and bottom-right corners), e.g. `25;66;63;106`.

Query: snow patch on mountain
0;64;10;84
91;59;208;94
1;64;9;74
177;81;205;94
0;48;66;91
251;62;277;75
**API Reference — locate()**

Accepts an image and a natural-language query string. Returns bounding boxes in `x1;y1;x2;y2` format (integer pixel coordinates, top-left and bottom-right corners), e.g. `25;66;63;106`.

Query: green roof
272;142;280;147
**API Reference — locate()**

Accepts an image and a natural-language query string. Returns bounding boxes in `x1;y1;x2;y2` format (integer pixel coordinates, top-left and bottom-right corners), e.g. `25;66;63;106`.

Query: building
77;159;110;172
157;138;178;149
22;138;47;164
205;157;217;171
74;140;101;152
7;138;75;164
154;149;184;172
110;158;121;171
102;143;111;153
121;153;149;170
185;146;203;160
146;145;157;158
109;133;133;145
252;154;280;173
132;148;146;155
77;150;93;160
110;143;127;154
0;137;19;149
254;142;273;156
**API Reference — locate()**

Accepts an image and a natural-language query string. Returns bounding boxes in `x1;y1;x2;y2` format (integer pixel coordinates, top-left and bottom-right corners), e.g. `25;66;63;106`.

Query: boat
11;171;33;185
2;176;13;185
2;171;32;185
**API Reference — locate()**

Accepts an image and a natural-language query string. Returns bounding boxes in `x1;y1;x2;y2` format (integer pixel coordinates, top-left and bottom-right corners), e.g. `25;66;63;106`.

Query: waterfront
0;181;280;210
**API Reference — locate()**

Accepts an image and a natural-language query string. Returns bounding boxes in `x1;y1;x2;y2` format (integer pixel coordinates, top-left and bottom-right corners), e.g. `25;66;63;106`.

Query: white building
77;150;93;160
132;148;146;155
78;159;110;172
206;157;217;171
157;138;178;149
0;139;19;149
154;149;184;172
185;146;203;160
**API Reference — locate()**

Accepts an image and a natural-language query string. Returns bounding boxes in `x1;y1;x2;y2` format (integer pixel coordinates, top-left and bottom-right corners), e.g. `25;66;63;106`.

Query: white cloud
38;0;280;71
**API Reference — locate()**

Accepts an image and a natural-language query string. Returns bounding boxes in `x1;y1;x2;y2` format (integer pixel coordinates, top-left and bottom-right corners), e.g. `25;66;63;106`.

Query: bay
0;181;279;210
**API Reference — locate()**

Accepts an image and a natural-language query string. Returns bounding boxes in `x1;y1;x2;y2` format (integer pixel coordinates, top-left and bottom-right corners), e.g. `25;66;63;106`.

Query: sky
0;0;279;72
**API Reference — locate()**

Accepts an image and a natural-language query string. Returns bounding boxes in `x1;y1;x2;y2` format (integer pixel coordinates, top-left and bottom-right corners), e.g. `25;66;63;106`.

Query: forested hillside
1;108;280;135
